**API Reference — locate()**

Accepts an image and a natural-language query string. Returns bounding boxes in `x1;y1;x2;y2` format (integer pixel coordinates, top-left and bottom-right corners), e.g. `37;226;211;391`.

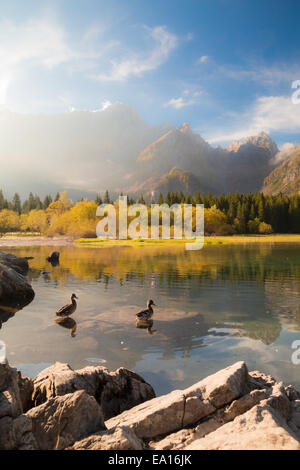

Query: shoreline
2;234;300;247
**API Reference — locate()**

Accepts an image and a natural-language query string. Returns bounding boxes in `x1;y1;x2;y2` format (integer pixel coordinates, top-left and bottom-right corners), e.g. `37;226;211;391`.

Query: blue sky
0;0;300;146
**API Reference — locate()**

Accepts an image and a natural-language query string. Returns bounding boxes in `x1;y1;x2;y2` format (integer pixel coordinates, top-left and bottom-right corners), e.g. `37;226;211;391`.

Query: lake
1;243;300;396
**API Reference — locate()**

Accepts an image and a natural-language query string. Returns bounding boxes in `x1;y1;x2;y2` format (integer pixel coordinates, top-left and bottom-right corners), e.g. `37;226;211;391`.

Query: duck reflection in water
55;316;77;337
136;318;157;335
0;305;24;330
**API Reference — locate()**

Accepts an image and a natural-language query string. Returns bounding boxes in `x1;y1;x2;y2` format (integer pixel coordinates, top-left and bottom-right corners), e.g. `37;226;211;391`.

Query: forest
0;189;300;237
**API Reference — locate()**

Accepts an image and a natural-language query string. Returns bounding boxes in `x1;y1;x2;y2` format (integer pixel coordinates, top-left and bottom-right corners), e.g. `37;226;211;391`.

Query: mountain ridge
0;103;289;199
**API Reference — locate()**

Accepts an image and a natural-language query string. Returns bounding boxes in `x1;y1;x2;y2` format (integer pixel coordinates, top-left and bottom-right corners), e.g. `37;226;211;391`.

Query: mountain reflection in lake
0;243;300;395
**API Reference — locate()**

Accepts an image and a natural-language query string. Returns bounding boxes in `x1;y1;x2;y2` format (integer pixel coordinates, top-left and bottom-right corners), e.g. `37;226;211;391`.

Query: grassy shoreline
2;233;300;248
74;234;300;247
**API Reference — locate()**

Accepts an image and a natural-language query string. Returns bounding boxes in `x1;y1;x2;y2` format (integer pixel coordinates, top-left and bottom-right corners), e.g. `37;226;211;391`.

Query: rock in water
46;251;60;266
0;252;30;276
0;252;34;316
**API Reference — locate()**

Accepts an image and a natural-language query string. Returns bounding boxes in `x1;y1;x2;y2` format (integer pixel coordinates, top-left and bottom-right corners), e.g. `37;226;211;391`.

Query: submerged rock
46;251;60;266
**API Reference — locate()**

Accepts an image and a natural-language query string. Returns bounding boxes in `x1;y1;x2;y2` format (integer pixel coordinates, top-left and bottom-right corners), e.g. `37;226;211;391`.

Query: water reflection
136;318;157;335
55;316;77;338
0;243;300;394
0;306;18;329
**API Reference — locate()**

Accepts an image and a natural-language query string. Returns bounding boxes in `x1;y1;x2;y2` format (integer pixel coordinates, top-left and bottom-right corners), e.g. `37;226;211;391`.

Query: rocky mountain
128;127;278;196
225;132;279;194
0;103;282;199
125;166;207;198
263;144;300;195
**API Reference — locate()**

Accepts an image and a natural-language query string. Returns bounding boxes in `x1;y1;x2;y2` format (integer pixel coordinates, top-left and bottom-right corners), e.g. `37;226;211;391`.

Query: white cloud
271;142;295;164
164;90;202;109
94;25;178;81
0;17;77;105
0;18;74;70
197;55;209;64
100;100;113;111
186;32;194;41
0;15;116;107
208;95;300;144
215;61;300;86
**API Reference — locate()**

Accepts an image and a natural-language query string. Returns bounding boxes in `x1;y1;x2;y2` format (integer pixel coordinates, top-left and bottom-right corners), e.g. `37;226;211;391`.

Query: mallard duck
136;299;156;320
56;293;78;317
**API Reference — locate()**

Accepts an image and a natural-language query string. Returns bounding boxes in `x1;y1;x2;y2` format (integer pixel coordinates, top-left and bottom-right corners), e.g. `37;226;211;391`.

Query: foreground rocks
0;360;300;450
0;361;155;450
31;362;155;420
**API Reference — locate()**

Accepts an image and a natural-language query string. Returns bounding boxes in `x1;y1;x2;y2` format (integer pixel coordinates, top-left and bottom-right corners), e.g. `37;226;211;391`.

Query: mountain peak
179;122;192;134
228;132;278;156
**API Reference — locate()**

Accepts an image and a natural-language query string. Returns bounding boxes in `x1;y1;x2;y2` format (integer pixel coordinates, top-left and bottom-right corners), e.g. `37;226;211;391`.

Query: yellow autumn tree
204;206;233;235
0;209;20;233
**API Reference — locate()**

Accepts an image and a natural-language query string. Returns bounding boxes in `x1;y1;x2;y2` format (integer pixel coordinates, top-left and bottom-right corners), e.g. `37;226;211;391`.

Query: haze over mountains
0;103;297;200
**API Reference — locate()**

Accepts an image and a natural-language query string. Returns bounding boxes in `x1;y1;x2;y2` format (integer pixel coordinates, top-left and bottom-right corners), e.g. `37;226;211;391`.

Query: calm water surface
1;243;300;395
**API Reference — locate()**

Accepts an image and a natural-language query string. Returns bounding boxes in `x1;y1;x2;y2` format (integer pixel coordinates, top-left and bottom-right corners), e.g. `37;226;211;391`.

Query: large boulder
0;362;23;419
69;426;143;450
26;390;105;450
106;362;248;439
0;252;34;316
149;367;300;450
0;252;29;276
0;390;105;450
184;404;300;450
32;362;155;420
0;362;34;450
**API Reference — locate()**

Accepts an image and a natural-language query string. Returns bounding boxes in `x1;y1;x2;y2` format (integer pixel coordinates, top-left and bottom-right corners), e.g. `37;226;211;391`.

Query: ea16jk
153;455;192;466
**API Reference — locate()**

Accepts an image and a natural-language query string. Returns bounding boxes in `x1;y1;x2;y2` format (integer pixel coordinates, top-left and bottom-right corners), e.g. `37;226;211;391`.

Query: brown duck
56;293;78;317
136;299;156;320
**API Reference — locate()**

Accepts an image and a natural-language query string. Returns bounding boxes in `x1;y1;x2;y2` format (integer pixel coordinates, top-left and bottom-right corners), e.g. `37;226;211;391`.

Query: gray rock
184;405;300;450
106;362;248;439
32;362;155;420
69;426;143;450
26;390;105;450
0;252;29;275
0;252;34;314
0;362;23;419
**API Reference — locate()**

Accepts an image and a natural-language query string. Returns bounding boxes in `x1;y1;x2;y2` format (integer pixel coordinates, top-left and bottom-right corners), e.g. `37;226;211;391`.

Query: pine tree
43;195;52;209
0;190;6;210
104;190;110;204
95;194;103;206
138;194;145;205
157;192;164;205
12;193;21;214
34;195;42;210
